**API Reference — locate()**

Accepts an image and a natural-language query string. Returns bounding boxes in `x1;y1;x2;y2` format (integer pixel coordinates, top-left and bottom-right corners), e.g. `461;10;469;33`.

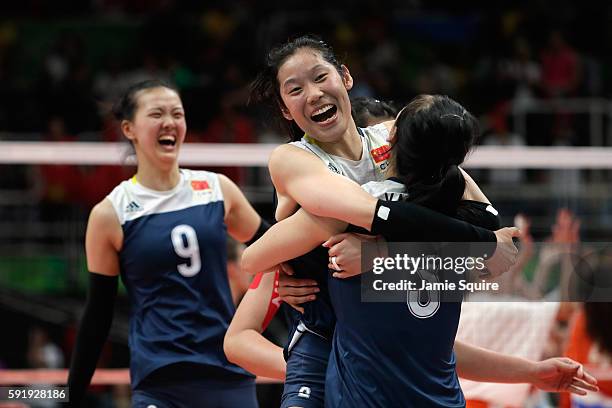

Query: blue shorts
281;322;331;408
132;375;257;408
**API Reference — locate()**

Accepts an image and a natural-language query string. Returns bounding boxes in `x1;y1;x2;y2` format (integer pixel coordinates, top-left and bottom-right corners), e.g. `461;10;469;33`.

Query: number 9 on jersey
171;224;202;277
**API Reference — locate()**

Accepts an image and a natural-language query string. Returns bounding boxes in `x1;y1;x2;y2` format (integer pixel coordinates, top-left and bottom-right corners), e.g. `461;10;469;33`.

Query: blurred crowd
0;1;609;138
456;208;612;407
0;1;610;211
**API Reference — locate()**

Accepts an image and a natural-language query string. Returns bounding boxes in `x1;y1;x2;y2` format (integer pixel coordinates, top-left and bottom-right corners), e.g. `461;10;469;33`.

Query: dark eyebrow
311;64;328;72
282;64;329;89
146;106;184;113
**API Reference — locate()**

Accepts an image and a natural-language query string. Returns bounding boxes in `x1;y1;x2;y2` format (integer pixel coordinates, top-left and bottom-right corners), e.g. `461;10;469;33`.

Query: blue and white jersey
107;169;252;389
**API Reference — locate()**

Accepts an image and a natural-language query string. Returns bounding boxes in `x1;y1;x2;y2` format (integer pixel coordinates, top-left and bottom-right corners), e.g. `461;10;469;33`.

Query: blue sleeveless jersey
107;169;253;389
327;282;463;407
326;179;466;407
286;247;334;339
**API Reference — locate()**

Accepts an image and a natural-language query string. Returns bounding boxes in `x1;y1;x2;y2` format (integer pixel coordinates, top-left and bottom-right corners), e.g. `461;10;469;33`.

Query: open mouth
311;104;338;123
158;135;176;147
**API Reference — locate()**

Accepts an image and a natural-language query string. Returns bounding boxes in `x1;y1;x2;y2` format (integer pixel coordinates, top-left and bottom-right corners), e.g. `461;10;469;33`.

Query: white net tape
1;142;612;168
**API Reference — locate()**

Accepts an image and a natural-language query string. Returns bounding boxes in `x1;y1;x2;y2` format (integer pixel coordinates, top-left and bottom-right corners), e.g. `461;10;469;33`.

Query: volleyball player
241;35;520;408
242;94;598;407
223;96;397;381
66;80;269;407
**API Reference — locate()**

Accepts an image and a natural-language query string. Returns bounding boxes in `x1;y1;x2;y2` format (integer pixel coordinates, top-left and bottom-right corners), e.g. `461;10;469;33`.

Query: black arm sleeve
455;200;501;231
370;199;497;243
67;273;117;407
244;218;271;246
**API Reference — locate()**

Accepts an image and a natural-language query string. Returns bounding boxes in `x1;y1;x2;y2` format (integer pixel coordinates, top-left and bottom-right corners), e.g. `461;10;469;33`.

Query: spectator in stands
27;326;64;369
499;37;541;109
540;30;581;98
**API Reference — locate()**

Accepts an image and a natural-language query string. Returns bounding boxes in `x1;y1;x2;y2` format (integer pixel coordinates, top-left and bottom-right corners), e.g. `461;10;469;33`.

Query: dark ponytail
393;95;478;213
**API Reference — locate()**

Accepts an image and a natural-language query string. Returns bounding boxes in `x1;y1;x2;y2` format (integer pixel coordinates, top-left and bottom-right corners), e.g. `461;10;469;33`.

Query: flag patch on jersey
370;145;391;163
191;180;210;191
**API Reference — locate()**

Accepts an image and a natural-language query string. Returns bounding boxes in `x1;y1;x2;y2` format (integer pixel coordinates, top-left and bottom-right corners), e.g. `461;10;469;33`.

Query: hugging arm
241;208;346;275
270;144;377;229
270;145;497;245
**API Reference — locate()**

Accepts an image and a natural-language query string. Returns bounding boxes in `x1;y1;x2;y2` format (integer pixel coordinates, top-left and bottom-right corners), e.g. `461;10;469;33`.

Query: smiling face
121;87;186;170
277;47;354;144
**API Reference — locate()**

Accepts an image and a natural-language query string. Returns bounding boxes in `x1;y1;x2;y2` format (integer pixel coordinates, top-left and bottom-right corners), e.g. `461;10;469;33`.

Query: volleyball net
1;142;611;391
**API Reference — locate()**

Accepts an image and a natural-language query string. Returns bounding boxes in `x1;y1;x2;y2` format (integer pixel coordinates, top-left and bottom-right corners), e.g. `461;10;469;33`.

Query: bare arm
86;199;122;277
456;340;538;382
219;174;263;243
270;144;378;229
224;272;286;380
271;146;503;246
242;208;346;275
455;341;597;395
267;145;518;277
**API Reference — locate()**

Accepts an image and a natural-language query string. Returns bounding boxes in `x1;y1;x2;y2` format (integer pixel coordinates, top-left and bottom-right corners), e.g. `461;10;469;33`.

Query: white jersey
361;178;408;201
290;123;391;184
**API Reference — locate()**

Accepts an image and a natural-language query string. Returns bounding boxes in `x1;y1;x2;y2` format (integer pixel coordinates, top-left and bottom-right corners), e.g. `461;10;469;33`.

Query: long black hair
249;35;343;141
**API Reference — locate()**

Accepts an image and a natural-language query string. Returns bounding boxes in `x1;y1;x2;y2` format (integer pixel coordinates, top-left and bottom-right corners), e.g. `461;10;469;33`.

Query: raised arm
270;144;377;229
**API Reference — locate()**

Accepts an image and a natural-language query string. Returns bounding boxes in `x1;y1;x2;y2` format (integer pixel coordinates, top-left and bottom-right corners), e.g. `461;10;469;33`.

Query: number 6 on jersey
171;224;202;277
